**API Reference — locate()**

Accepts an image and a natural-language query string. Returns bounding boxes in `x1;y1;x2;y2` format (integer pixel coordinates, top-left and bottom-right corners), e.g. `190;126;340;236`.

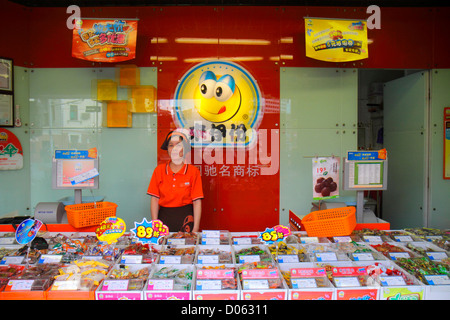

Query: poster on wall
444;107;450;179
312;157;340;200
0;128;23;170
72;18;138;63
304;18;368;62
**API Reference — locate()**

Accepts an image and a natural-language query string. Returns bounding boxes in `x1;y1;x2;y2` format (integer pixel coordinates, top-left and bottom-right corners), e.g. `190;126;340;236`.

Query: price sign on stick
131;218;169;244
95;217;126;245
259;225;291;245
15;219;43;245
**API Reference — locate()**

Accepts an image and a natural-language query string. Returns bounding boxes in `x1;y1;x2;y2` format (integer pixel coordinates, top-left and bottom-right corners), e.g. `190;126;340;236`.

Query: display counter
0;227;448;300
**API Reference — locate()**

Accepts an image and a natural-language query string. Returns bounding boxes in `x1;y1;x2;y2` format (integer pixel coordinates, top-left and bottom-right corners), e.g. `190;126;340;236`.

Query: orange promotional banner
72;18;138;62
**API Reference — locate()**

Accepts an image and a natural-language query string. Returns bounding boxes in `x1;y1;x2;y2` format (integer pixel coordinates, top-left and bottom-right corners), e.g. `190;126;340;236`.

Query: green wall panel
280;68;358;226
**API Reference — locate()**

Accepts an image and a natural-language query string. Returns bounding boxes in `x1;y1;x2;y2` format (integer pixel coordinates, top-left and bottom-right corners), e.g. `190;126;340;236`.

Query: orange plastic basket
65;202;117;228
301;206;356;237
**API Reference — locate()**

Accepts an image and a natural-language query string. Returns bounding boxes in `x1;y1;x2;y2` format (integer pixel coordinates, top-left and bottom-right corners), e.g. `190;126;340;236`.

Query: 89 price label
131;218;169;244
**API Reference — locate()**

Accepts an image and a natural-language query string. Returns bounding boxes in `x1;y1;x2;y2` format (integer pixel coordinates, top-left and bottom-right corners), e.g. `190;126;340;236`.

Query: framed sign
0;58;13;92
0;94;13;127
0;58;13;127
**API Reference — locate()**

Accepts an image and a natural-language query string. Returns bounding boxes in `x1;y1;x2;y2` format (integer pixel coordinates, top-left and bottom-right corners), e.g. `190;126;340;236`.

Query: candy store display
0;227;448;300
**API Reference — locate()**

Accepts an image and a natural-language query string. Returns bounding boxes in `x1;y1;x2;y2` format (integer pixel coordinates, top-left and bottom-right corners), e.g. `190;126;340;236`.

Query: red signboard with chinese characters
72;18;138;63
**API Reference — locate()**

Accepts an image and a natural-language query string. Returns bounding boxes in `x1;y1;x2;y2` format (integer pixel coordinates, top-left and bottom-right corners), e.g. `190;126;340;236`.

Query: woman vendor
147;130;204;233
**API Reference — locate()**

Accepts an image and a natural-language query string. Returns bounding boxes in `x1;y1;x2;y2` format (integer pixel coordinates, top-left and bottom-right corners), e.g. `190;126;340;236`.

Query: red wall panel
1;4;446;69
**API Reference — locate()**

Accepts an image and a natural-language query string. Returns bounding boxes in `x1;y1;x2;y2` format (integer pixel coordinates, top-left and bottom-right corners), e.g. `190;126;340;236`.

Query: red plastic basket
301;206;356;237
65;202;117;228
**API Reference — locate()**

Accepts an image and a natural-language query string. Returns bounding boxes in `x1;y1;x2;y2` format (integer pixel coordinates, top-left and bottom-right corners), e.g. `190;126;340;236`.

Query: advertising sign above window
72;18;138;63
305;18;369;62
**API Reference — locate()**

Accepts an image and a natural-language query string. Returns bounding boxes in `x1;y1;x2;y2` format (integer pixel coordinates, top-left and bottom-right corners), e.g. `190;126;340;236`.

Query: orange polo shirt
147;161;204;207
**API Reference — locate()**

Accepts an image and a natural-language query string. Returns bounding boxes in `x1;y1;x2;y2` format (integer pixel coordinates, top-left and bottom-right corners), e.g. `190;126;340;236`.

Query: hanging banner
305;18;368;62
0;128;23;170
72;18;138;63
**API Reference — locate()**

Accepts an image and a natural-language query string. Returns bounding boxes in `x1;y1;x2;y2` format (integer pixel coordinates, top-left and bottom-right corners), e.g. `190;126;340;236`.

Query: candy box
268;242;310;263
1;264;62;300
317;261;379;300
337;242;387;262
353;261;426;300
288;231;331;244
305;243;351;262
385;230;424;243
119;243;161;264
370;242;420;261
47;259;113;300
193;264;240;300
404;242;449;262
145;264;194;300
231;232;264;245
234;245;274;264
238;263;287;300
165;232;198;245
352;229;392;243
0;245;21;265
279;263;335;300
196;245;234;264
159;245;196;264
393;257;450;300
199;230;230;245
96;264;151;300
0;232;18;245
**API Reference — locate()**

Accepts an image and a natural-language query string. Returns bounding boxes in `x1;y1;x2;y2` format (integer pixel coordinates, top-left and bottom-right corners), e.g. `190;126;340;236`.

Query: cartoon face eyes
199;71;235;101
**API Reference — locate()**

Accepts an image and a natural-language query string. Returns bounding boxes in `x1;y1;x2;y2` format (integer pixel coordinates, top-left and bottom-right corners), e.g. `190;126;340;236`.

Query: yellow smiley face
194;71;241;123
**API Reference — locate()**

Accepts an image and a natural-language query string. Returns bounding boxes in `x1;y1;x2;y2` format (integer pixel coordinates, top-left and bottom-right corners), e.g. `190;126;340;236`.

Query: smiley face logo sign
173;60;263;148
